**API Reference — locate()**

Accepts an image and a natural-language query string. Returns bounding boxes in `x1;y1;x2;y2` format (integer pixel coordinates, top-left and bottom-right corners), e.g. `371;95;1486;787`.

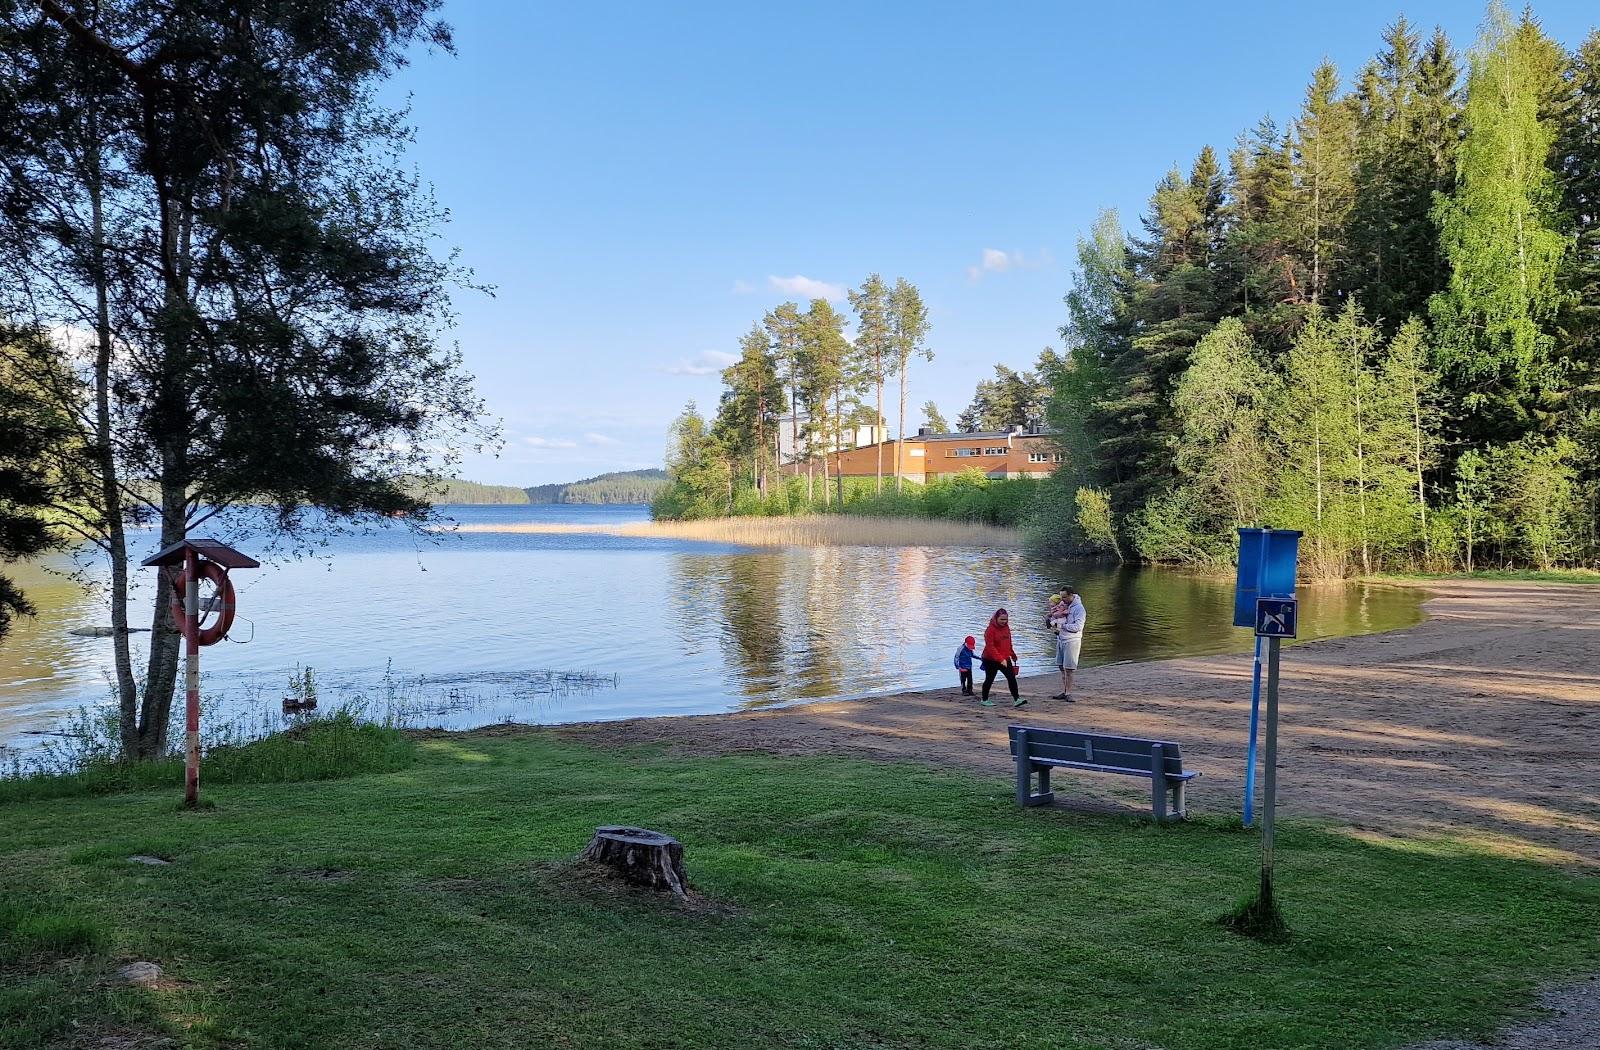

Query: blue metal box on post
1234;528;1301;827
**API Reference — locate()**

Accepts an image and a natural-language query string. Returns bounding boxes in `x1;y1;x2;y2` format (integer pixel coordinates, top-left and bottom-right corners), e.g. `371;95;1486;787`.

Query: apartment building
830;425;1062;483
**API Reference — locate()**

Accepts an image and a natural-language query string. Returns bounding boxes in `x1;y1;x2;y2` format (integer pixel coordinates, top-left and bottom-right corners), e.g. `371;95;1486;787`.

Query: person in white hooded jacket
1047;587;1085;702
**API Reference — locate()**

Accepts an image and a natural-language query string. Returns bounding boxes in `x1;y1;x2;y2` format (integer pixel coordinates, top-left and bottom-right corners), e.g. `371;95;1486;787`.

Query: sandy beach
555;580;1600;866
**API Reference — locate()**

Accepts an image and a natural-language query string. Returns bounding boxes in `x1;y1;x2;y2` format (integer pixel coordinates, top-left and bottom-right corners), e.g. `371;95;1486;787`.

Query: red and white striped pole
182;547;201;806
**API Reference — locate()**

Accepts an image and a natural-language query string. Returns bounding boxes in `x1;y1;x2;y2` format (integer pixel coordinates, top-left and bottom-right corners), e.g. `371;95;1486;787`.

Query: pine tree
763;302;805;480
718;324;780;496
797;298;852;505
888;278;932;491
920;401;949;433
847;274;892;492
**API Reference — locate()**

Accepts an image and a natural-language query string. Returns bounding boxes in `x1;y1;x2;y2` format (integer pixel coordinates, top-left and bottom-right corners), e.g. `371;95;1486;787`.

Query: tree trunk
579;826;689;898
874;370;883;494
135;470;185;758
87;120;141;758
896;363;908;493
834;387;845;505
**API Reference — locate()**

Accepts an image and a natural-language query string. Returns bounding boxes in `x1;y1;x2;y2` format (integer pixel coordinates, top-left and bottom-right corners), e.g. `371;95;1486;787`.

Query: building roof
920;429;1054;442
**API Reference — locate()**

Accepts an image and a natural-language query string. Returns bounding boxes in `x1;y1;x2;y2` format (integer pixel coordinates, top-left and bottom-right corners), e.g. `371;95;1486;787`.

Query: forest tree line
525;469;668;504
656;274;933;519
1034;3;1600;574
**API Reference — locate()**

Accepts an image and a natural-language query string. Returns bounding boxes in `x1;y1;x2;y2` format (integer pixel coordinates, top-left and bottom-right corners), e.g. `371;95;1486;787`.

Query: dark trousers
957;668;972;693
981;658;1018;700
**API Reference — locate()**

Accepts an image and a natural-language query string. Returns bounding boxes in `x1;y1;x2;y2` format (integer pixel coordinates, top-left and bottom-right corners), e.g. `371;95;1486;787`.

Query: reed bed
448;515;1023;548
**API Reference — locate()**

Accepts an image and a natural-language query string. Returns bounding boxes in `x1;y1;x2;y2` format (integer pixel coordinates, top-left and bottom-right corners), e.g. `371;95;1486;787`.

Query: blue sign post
1235;528;1301;829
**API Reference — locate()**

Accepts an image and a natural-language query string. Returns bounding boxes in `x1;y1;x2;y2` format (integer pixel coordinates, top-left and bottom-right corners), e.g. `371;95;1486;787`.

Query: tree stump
579;826;689;897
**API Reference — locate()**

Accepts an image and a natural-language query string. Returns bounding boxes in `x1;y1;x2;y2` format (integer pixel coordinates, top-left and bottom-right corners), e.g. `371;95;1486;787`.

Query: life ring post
139;538;259;806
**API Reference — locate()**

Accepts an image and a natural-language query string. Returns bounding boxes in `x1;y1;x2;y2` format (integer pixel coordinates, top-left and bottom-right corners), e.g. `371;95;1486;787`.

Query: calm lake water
0;504;1424;750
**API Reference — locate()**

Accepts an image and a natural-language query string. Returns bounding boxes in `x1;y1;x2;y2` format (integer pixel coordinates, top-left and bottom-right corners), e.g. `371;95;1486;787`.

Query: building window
948;448;981;458
1054;452;1066;462
1028;452;1049;463
983;447;1006;456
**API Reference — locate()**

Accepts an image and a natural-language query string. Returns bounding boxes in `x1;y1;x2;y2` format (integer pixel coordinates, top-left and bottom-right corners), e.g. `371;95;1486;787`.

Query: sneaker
1051;693;1068;700
1063;695;1076;703
1013;697;1028;708
979;699;994;707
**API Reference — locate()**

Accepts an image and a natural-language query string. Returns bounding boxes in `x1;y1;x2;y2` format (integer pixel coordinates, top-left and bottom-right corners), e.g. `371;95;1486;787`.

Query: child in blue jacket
954;635;976;695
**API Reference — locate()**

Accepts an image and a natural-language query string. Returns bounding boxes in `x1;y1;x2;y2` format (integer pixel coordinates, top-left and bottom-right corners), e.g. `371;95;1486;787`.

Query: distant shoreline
443;513;1023;549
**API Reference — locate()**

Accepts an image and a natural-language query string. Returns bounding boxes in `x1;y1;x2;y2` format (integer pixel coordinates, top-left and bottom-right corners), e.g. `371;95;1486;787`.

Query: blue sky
392;1;1598;486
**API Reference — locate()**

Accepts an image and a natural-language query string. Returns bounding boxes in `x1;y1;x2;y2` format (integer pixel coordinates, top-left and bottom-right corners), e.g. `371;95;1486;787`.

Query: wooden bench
1008;725;1198;822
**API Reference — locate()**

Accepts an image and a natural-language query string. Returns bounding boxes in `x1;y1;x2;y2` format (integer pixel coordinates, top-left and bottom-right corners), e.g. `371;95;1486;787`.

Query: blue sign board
1255;597;1298;638
1233;528;1302;627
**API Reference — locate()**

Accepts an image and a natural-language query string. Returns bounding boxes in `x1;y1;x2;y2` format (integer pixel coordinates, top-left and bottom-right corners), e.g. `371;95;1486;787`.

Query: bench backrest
1007;725;1187;776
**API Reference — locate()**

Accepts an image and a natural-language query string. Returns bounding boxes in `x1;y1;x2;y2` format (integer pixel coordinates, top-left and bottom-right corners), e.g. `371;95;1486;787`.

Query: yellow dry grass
445;515;1022;549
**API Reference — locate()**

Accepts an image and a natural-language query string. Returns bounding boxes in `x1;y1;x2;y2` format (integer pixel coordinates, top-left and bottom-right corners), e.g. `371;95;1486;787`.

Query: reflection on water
0;504;1424;748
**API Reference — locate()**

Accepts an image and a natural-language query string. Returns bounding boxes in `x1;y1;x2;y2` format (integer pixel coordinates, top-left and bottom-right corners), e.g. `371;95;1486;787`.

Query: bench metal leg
1150;744;1168;822
1173;780;1187;820
1014;729;1055;808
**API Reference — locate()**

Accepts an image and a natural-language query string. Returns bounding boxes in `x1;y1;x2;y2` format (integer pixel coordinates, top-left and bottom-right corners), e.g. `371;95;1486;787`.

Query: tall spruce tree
1105;155;1224;512
1555;30;1600;416
1291;61;1358;305
1345;21;1462;322
1219;118;1302;347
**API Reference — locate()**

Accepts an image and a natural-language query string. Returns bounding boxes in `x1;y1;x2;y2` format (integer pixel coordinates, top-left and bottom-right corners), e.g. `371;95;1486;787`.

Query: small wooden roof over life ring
140;538;260;569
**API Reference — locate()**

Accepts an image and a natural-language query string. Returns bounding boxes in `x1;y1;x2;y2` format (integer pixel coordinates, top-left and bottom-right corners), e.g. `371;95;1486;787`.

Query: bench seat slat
1025;757;1197;780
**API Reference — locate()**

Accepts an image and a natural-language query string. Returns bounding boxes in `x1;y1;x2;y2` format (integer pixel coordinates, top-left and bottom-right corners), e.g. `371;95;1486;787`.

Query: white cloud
584;432;622;447
731;279;755;295
522;435;578;449
965;248;1051;282
666;349;739;376
768;274;845;300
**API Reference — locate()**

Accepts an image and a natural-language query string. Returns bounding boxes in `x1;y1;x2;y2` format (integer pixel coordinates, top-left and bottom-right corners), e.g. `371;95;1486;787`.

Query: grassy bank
622;514;1022;548
654;470;1041;528
0;713;414;805
1375;568;1600;585
4;731;1598;1049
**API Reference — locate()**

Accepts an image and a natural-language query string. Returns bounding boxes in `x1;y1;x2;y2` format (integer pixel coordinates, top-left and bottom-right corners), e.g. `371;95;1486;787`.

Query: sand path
556;580;1600;865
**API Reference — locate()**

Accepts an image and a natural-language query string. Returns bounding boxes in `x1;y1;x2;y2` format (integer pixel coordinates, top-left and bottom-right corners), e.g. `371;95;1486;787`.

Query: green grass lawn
1374;568;1600;584
4;732;1598;1049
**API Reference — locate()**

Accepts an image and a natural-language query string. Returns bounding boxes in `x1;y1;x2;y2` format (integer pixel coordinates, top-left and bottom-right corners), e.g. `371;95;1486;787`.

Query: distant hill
413;478;529;504
525;469;668;505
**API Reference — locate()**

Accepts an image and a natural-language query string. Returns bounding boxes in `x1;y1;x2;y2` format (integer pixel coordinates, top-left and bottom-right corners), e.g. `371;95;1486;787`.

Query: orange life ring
168;561;236;647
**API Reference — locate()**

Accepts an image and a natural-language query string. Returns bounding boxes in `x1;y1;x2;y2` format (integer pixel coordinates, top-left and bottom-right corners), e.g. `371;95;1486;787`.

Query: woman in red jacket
979;608;1024;708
